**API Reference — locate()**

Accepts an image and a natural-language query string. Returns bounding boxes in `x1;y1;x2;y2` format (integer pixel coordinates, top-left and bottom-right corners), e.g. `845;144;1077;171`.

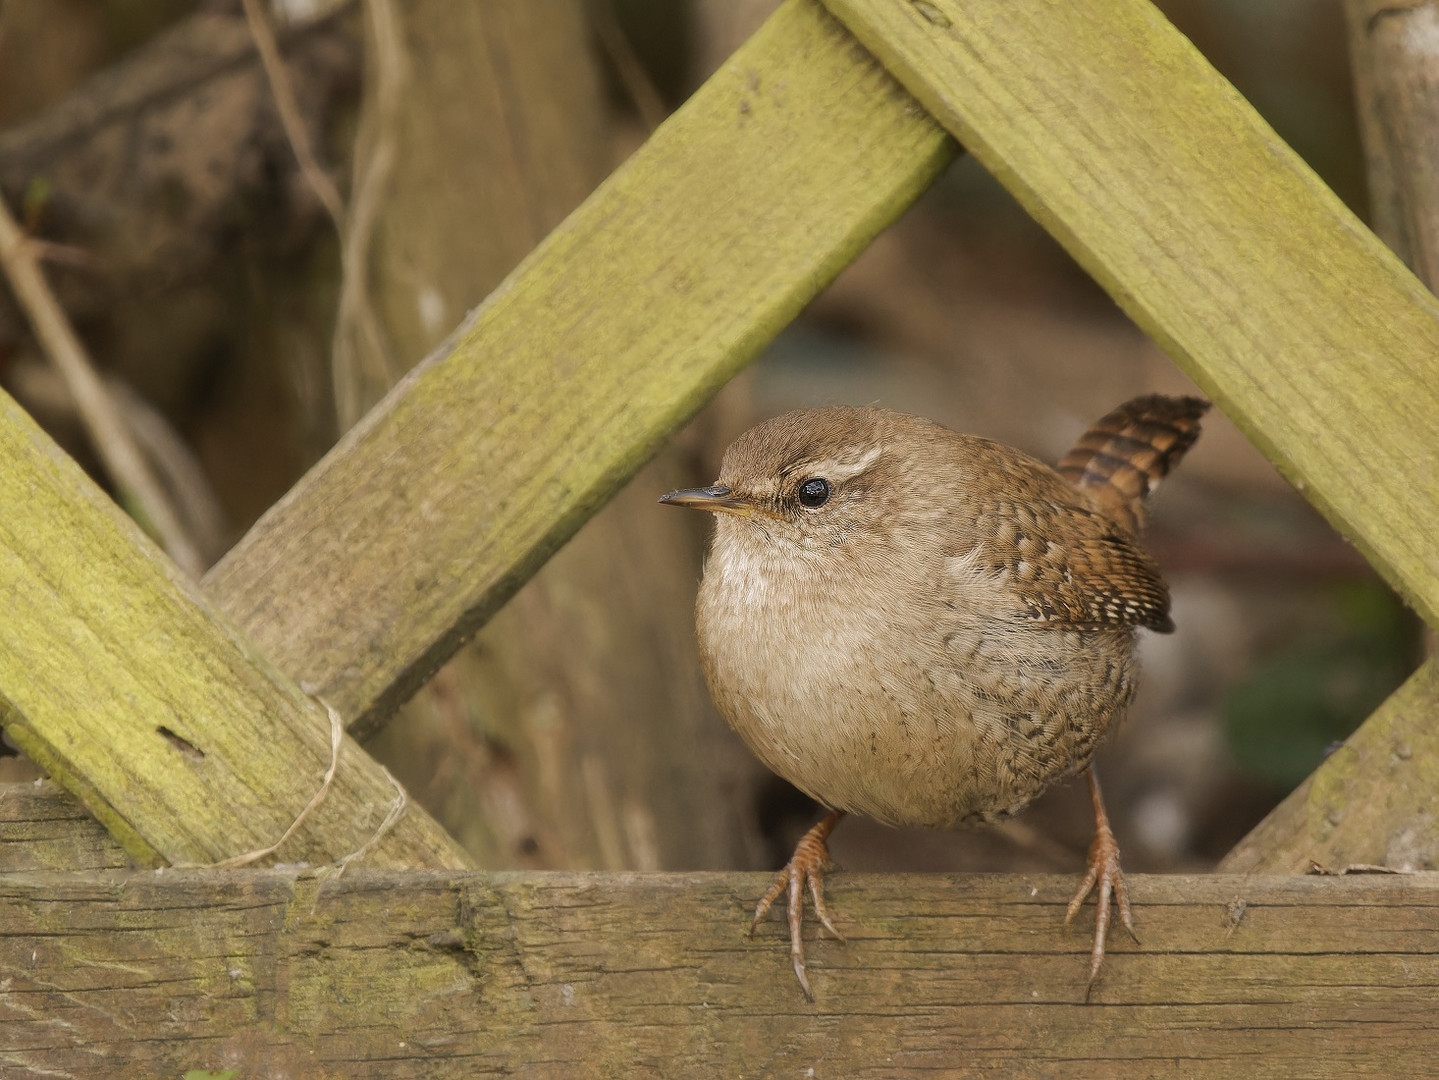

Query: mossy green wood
0;781;128;871
204;0;956;735
823;0;1439;627
6;869;1439;1074
0;391;473;869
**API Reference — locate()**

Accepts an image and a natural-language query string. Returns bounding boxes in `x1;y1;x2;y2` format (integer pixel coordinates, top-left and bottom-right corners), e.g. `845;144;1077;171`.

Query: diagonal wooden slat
1223;660;1439;873
822;0;1439;627
0;392;472;869
203;0;956;737
3;868;1438;1075
1223;0;1439;873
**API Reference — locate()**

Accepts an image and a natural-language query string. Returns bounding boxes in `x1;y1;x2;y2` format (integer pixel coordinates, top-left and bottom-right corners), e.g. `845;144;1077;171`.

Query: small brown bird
660;395;1208;999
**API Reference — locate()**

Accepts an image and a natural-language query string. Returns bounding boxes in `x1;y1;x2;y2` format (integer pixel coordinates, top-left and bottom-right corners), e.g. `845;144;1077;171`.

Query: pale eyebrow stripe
796;444;885;482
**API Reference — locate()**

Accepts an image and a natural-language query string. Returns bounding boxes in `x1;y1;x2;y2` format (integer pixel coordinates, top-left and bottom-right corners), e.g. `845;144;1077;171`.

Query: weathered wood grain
1345;0;1439;283
203;0;957;735
1;869;1436;1077
0;391;472;870
822;0;1439;627
0;781;127;872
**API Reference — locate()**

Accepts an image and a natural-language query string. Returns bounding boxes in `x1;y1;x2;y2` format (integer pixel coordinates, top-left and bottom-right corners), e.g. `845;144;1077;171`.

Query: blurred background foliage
0;0;1421;876
1225;581;1416;792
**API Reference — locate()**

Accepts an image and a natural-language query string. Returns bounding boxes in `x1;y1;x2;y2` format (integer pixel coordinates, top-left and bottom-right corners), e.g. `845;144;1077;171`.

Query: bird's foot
1064;771;1137;990
750;811;846;1000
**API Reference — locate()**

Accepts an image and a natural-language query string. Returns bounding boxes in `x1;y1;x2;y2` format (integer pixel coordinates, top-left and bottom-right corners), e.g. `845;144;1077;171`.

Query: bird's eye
797;477;831;509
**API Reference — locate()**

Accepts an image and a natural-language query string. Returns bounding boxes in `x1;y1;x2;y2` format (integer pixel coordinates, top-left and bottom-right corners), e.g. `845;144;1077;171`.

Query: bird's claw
1065;781;1137;990
750;811;845;1000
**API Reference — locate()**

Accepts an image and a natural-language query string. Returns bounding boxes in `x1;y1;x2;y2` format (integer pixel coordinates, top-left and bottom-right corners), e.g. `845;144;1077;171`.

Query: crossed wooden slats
0;0;951;867
2;0;1438;1068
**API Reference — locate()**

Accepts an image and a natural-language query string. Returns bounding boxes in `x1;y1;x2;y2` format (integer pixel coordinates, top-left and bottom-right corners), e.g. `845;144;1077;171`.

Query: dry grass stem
593;0;668;133
331;0;405;428
329;765;409;876
0;195;206;576
201;700;346;869
7;360;229;560
243;0;397;430
241;0;348;233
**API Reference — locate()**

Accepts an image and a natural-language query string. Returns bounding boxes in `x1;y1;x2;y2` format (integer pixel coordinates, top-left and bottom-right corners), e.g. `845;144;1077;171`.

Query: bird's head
659;407;948;561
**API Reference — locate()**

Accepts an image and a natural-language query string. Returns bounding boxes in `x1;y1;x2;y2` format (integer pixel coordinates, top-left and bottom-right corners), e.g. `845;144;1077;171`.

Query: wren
660;395;1208;999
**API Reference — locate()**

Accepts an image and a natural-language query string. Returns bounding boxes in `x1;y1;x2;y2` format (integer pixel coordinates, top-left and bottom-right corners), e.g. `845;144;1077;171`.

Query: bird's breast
696;535;1136;829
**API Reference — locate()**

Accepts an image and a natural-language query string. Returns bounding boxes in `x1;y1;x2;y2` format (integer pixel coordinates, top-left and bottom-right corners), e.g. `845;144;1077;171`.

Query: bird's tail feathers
1056;394;1209;534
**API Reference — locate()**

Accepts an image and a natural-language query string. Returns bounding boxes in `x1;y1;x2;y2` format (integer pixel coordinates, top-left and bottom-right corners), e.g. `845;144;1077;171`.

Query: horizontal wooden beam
823;0;1439;626
2;868;1436;1076
0;781;126;872
203;0;956;737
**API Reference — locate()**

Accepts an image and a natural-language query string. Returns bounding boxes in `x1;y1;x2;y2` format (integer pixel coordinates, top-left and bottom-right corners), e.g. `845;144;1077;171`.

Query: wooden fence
2;0;1438;1074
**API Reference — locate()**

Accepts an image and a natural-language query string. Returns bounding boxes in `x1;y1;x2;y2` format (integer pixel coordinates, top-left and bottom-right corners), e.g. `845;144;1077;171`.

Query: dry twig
241;0;348;232
592;0;668;133
243;0;399;429
6;359;228;559
0;195;206;576
330;0;405;427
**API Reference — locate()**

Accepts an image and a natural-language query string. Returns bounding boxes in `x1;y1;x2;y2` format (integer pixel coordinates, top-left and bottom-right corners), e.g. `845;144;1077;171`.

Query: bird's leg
1064;767;1137;987
750;810;846;1000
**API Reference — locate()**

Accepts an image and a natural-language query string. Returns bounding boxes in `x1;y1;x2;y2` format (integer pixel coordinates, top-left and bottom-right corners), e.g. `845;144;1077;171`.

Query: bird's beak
658;484;761;517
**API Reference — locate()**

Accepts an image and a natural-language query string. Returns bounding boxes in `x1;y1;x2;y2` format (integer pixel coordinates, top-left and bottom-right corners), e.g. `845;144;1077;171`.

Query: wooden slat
1223;661;1439;872
1225;0;1439;873
203;0;956;735
1345;0;1439;283
0;782;127;872
2;869;1437;1076
822;0;1439;627
0;393;472;870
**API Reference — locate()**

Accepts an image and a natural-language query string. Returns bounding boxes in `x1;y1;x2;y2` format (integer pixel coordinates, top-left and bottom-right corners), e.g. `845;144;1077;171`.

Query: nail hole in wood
157;726;205;762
